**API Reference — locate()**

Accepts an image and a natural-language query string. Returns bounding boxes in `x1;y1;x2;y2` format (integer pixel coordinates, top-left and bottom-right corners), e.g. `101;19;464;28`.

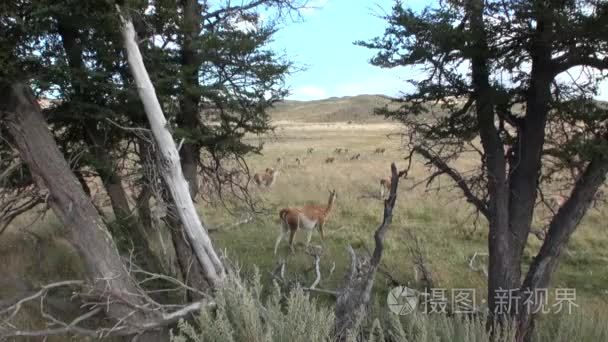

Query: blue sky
269;0;425;101
269;0;608;101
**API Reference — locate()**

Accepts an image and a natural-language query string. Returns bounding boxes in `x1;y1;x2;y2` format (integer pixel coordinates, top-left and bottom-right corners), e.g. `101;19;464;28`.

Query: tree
118;6;226;287
129;0;302;295
359;0;608;339
0;0;301;292
1;80;170;342
1;0;301;338
155;0;296;202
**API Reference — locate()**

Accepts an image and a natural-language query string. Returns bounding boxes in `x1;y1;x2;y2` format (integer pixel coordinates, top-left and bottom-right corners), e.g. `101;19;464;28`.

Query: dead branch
0;193;44;235
0;277;215;340
307;251;322;289
413;145;490;218
334;162;405;340
207;213;253;232
361;243;402;287
0;160;22;184
0;280;84;322
403;229;436;290
468;252;488;277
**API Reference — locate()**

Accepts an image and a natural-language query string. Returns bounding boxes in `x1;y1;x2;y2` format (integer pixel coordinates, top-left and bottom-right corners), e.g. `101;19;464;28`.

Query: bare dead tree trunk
0;82;166;341
117;7;225;287
334;163;404;340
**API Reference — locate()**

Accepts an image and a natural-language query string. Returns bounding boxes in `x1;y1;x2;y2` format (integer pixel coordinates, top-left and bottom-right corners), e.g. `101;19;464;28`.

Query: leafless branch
207;213;253;232
403;229;436;290
0;280;84;322
0;272;216;340
413;145;490;218
334;162;404;340
468;252;488;277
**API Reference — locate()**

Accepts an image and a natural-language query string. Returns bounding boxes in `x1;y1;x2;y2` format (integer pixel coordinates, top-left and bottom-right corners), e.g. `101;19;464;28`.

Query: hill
269;94;394;123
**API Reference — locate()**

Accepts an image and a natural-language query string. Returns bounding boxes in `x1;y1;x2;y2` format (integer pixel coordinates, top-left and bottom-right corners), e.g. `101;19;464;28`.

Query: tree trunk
516;154;608;341
167;213;209;300
1;82;165;341
178;0;204;200
57;20;162;274
334;164;403;340
86;126;165;273
505;6;555;298
138;137;209;297
118;9;225;287
467;0;518;316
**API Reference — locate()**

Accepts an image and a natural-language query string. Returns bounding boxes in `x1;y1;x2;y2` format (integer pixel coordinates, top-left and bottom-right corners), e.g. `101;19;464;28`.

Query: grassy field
1;96;608;339
205;120;608;313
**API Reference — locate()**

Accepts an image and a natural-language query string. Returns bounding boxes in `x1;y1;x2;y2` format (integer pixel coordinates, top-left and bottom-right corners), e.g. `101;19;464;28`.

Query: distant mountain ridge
269;94;394;123
270;95;608;124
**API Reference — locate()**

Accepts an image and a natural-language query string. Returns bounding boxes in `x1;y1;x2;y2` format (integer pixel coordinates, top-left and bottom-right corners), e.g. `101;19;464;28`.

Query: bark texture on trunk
167;214;209;300
516;153;608;341
467;0;518;315
178;0;204;200
57;20;162;273
118;9;224;287
1;82;165;341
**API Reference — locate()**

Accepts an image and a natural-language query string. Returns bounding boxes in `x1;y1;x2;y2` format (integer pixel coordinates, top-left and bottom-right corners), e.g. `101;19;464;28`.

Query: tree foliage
360;0;608;338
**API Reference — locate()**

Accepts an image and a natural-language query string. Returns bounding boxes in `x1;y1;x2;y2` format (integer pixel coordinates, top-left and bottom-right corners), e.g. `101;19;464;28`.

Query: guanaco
379;177;391;198
252;168;279;188
275;189;338;254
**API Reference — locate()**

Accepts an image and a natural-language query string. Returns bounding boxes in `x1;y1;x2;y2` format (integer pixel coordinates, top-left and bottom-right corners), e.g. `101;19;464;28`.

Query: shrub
171;270;607;342
170;269;334;342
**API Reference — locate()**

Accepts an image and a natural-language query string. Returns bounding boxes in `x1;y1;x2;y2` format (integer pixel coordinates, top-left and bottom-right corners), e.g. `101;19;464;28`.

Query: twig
207;214;253;232
468;252;488;277
310;254;321;289
0;280;84;322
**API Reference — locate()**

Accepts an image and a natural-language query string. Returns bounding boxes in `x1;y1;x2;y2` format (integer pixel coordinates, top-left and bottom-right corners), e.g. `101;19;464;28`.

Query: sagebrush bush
532;310;608;342
170;269;334;342
171;270;606;342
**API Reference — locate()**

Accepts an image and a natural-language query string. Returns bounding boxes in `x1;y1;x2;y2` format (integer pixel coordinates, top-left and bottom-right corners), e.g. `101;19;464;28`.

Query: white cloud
290;86;328;100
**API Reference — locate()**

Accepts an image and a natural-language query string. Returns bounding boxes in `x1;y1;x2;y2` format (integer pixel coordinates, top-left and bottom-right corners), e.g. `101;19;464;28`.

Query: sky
269;0;608;101
269;0;425;101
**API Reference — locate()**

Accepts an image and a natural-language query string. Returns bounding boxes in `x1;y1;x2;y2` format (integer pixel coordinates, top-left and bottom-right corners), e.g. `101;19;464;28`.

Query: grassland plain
1;95;608;340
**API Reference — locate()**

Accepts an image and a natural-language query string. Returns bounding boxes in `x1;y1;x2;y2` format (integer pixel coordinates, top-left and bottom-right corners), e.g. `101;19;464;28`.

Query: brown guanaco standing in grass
252;168;279;188
379;176;391;198
275;189;338;254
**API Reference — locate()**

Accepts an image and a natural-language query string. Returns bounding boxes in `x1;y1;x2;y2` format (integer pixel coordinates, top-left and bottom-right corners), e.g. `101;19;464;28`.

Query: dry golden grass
2;112;608;340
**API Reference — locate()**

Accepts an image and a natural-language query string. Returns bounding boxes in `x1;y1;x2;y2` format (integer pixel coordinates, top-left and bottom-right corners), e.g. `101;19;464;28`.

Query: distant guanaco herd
247;146;393;254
